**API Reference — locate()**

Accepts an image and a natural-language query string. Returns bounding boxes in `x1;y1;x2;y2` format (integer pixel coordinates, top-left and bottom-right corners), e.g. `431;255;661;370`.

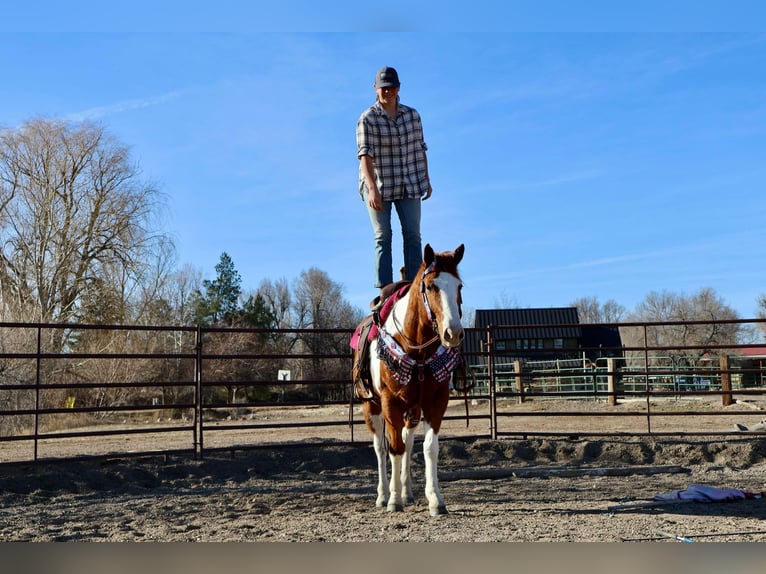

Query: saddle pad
349;283;411;350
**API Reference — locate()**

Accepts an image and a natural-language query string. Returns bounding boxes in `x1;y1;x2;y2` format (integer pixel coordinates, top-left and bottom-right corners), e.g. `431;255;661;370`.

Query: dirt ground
2;397;766;542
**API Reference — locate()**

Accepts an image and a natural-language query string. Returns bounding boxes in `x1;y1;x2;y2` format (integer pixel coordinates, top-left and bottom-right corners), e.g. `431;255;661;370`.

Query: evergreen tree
237;293;278;329
193;252;242;326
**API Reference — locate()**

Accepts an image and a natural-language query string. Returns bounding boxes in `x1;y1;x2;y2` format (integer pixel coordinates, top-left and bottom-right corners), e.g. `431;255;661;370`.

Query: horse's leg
387;448;404;512
423;421;447;516
384;405;406;512
363;401;389;508
370;413;391;508
401;424;416;505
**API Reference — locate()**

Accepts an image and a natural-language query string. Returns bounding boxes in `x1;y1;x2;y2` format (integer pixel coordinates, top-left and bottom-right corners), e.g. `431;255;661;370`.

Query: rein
391;313;439;351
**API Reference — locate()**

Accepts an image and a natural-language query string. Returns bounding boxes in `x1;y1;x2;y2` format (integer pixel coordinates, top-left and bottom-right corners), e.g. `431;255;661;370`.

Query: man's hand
368;187;383;211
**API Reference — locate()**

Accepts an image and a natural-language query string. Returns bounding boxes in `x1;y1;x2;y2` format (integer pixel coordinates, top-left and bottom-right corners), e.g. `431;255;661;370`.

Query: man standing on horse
356;66;433;293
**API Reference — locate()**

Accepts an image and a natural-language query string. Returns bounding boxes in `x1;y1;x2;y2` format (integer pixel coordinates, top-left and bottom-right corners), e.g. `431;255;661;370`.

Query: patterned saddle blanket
349;283;411;399
349;282;463;398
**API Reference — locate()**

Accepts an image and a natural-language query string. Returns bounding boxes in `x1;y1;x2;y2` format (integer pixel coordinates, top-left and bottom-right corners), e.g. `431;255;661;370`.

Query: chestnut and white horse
360;243;464;516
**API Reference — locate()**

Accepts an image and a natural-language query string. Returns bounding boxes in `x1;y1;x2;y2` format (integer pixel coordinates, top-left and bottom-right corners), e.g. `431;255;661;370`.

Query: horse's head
418;243;465;348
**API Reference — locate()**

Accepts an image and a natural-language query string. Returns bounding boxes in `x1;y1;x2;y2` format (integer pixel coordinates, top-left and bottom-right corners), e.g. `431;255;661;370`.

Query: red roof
736;346;766;357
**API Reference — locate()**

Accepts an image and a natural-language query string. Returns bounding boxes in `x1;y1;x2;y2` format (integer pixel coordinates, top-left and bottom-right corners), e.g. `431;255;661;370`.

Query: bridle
419;260;438;325
392;260;441;352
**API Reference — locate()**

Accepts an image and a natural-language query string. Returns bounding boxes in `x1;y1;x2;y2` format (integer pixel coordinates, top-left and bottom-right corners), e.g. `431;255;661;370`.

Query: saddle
350;281;412;400
369;280;411;313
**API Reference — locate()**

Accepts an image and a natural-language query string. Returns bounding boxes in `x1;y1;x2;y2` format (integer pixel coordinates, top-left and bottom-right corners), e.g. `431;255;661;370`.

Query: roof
473;307;582;340
463;307;623;362
734;346;766;358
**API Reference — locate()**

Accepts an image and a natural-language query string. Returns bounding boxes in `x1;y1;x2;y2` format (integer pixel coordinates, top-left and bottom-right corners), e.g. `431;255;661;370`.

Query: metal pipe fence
0;317;765;465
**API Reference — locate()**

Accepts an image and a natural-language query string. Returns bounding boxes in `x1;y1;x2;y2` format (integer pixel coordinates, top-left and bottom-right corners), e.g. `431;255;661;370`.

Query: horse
356;243;465;516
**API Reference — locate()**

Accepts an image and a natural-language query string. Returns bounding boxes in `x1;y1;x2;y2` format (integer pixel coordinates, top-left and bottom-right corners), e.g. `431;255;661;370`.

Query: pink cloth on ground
653;484;758;502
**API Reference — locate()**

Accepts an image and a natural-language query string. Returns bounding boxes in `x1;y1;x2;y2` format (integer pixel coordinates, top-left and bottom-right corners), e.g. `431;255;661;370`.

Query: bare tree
135;262;202;409
493;289;519;309
292;268;361;331
622;288;741;366
571;296;627;324
253;278;300;399
291;268;363;397
165;263;204;326
0;324;38;436
755;294;766;339
0;119;167;328
601;300;627;323
257;277;292;329
130;235;181;325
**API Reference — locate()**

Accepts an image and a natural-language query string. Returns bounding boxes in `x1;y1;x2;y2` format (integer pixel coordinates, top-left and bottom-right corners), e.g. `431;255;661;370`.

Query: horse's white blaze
433;273;463;347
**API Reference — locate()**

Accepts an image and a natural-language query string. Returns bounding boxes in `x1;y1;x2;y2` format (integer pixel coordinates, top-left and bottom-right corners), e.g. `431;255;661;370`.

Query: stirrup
354;379;374;400
370;295;383;312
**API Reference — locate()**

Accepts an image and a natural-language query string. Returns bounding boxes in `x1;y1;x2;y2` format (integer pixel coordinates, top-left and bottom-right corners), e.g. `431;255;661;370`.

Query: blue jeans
364;193;422;288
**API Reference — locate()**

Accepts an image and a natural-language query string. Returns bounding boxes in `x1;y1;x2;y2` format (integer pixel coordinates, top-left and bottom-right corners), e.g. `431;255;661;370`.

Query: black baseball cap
375;66;400;88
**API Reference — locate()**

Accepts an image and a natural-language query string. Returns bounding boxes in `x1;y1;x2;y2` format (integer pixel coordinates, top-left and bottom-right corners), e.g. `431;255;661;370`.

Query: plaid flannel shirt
356;98;429;201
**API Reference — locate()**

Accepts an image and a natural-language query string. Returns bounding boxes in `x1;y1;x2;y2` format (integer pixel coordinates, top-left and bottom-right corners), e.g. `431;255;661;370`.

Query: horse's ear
424;243;435;266
454;244;465;265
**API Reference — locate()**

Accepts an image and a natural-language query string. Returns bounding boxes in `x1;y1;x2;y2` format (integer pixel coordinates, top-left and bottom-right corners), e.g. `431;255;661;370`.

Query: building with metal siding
464;307;622;367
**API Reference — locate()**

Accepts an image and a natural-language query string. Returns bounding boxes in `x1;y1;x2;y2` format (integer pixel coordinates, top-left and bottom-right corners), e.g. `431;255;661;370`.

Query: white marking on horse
433;272;463;347
359;243;465;517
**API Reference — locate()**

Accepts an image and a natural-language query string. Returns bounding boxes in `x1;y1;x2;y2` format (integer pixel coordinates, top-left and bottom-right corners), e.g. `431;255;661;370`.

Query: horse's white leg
370;413;389;508
423;422;447;516
387;452;404;512
401;426;416;505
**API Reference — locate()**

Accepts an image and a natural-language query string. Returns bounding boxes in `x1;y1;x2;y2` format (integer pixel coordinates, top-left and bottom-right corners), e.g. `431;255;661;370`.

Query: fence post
487;326;497;440
514;360;524;404
720;354;733;406
195;325;203;458
34;325;42;462
643;324;652;435
607;357;617;406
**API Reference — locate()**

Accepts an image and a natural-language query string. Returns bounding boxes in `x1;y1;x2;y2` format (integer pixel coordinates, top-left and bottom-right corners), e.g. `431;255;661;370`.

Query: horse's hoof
429;505;448;517
387;503;404;512
376;501;386;509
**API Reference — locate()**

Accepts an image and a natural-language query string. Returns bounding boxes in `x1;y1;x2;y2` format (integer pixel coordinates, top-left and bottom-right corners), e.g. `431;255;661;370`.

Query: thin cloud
511;170;605;190
65;90;188;122
474;169;605;193
475;229;760;287
475;246;698;284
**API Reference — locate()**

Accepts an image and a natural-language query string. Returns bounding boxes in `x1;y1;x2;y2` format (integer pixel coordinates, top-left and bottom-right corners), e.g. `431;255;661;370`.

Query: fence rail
1;317;765;465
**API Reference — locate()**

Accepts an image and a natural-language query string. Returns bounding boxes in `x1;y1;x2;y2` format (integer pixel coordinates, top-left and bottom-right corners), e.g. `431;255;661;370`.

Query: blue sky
3;6;766;319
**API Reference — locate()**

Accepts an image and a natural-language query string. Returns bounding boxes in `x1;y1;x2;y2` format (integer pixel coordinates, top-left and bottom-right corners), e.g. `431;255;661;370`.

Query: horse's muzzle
442;326;464;347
